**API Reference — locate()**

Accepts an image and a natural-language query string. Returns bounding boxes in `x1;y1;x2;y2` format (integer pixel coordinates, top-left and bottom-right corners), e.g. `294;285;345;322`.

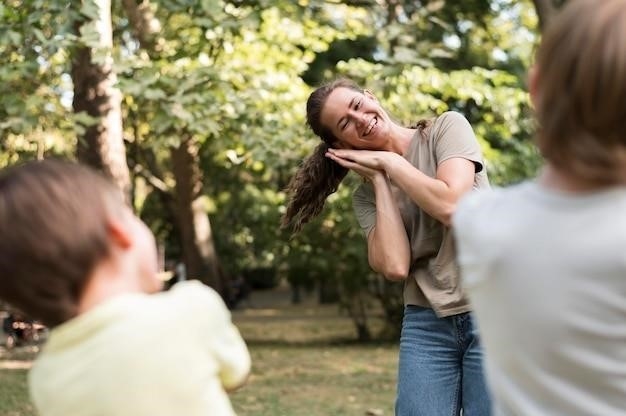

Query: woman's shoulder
426;110;473;143
437;110;467;120
432;110;469;128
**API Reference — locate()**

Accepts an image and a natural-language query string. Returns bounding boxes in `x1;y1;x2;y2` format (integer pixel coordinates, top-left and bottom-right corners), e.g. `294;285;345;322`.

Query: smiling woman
281;78;492;416
319;86;396;151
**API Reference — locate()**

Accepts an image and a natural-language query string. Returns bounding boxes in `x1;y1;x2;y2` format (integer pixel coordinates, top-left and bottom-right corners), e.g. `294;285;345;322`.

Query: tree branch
121;0;161;49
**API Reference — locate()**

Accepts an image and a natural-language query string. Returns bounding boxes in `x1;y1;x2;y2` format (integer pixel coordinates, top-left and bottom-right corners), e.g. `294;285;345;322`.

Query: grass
0;291;399;416
232;344;396;416
0;370;34;416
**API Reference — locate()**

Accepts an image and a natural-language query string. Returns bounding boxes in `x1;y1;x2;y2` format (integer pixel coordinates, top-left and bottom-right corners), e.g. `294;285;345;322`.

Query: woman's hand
329;148;477;226
327;148;410;280
325;148;393;181
326;148;392;169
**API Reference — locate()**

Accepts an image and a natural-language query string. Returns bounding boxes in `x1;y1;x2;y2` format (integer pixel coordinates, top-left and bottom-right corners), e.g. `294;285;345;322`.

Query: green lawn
0;369;35;416
0;298;398;416
232;343;397;416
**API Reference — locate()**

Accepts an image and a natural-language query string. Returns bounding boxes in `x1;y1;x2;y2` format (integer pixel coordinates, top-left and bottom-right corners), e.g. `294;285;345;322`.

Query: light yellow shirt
29;280;250;416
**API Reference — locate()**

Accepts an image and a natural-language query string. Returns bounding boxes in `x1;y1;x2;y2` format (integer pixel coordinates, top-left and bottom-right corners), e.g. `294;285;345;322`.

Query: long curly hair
281;78;430;233
280;79;361;233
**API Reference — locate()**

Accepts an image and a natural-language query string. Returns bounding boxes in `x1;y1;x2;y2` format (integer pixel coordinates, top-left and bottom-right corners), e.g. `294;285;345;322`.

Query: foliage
0;1;79;166
335;59;540;185
0;0;543;338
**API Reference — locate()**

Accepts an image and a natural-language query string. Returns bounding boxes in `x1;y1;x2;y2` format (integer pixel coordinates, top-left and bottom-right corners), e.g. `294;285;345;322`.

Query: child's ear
107;218;132;249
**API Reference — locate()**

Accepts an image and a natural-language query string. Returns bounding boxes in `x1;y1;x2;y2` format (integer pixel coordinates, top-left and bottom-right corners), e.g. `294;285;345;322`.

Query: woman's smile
363;116;378;136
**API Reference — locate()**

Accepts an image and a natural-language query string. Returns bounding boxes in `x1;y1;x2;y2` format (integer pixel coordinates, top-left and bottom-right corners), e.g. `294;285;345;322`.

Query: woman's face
320;87;392;150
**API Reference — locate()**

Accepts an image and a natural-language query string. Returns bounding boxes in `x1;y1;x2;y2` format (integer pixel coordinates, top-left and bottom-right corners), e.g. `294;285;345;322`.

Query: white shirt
453;181;626;416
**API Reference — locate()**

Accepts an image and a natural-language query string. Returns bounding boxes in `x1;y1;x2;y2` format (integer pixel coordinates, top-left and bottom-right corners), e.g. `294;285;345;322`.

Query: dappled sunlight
0;360;33;370
234;344;397;416
235;308;283;317
0;345;40;361
0;345;39;370
232;285;389;345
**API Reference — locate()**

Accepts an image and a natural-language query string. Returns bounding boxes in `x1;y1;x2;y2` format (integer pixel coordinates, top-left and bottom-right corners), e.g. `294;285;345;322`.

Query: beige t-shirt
353;111;490;317
29;281;251;416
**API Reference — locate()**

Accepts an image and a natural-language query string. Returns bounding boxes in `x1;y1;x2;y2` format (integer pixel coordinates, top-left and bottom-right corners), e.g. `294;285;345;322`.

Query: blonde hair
534;0;626;185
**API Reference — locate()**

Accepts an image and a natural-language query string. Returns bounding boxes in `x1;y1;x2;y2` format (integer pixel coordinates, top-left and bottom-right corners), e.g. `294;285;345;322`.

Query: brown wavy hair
280;79;363;233
281;78;430;233
534;0;626;185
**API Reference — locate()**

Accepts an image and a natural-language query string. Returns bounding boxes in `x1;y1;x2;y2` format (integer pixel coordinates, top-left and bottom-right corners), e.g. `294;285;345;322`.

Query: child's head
532;0;626;185
0;159;160;327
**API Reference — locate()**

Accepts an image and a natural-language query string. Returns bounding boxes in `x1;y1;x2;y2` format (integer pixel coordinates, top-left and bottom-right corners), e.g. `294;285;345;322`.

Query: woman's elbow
437;202;456;227
368;240;410;280
376;261;409;281
383;269;408;281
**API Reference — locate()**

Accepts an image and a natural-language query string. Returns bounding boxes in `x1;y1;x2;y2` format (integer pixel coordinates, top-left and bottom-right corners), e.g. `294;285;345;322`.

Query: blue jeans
395;305;491;416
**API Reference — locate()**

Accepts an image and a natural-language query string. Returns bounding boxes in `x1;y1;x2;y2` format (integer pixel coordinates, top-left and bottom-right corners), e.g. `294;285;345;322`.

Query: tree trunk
123;1;228;297
120;0;161;50
72;0;130;197
170;135;226;295
344;291;371;342
374;278;404;341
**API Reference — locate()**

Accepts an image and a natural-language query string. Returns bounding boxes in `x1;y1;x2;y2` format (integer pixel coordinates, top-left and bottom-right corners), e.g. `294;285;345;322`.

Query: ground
0;284;398;416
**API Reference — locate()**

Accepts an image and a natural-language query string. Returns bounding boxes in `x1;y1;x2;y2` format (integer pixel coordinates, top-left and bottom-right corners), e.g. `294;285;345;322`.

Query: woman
282;78;491;415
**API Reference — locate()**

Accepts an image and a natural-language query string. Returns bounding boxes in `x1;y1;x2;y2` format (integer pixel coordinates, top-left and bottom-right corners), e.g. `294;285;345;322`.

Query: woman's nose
350;111;367;127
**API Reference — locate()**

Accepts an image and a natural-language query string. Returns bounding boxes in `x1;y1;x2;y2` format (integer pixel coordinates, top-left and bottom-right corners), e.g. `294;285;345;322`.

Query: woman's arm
385;153;475;226
326;153;411;280
327;149;476;226
367;173;411;280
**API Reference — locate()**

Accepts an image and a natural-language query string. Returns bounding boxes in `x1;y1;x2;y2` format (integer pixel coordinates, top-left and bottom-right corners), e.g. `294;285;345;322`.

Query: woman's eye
355;100;361;110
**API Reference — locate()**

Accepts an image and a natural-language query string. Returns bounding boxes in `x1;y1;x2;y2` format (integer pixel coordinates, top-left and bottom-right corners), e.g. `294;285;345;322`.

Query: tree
72;0;131;197
118;1;239;293
0;2;77;165
1;0;548;340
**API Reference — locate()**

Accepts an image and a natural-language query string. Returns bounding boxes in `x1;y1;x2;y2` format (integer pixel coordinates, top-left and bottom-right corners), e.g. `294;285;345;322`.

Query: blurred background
0;1;565;414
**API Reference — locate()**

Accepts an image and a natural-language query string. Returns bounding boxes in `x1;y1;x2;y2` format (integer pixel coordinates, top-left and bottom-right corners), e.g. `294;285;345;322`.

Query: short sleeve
174;281;251;390
431;111;484;173
352;182;376;237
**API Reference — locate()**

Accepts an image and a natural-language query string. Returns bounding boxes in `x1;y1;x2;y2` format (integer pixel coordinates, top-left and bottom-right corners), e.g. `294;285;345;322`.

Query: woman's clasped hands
325;148;393;182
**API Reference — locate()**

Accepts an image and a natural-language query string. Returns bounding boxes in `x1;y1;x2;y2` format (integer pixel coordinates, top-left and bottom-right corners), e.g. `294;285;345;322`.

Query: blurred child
0;159;250;416
453;0;626;414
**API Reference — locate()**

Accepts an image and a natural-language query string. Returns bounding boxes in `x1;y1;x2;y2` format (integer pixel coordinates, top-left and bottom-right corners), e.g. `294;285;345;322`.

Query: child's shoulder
166;280;227;311
454;183;533;233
